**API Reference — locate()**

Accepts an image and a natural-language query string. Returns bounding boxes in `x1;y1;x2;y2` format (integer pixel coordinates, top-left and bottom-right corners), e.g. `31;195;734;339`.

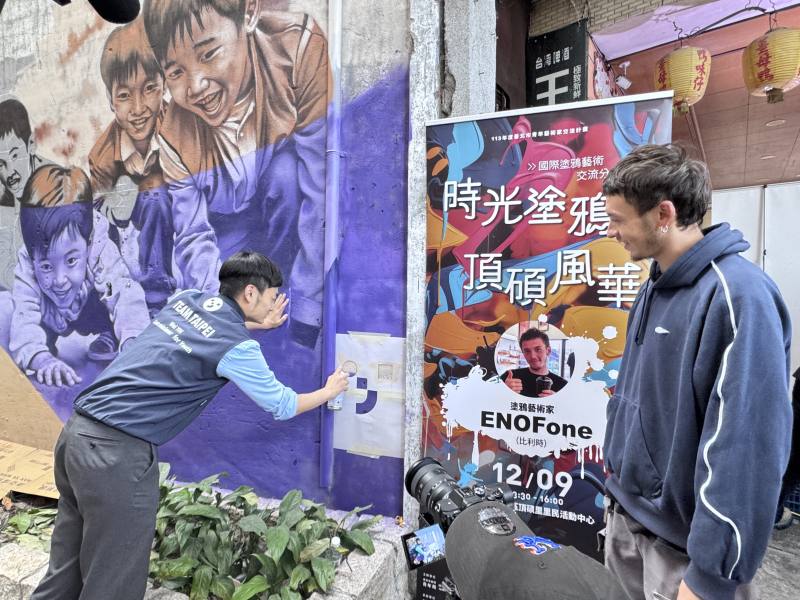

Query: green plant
150;463;380;600
0;507;58;552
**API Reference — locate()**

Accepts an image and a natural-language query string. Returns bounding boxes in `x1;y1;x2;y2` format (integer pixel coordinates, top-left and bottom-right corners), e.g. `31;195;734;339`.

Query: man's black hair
602;143;710;227
519;327;550;349
218;251;282;298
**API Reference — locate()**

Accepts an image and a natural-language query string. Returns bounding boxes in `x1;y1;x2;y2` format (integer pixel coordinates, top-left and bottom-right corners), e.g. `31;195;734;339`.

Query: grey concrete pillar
443;0;497;117
404;0;496;525
404;0;441;526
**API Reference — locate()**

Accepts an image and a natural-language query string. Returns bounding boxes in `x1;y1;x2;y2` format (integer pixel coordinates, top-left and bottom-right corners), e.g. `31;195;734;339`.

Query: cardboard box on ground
0;348;62;500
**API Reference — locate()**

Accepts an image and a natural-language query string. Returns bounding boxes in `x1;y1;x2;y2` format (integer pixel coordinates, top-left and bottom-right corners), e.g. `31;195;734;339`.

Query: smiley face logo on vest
203;297;224;312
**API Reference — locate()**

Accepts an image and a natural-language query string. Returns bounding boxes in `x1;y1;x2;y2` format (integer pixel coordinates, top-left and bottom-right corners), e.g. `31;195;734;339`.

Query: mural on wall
423;93;672;558
1;0;328;372
0;0;410;516
0;0;333;497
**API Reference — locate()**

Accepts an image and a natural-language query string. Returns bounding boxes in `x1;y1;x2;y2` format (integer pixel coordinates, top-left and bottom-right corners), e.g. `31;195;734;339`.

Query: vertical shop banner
423;91;673;559
526;20;588;106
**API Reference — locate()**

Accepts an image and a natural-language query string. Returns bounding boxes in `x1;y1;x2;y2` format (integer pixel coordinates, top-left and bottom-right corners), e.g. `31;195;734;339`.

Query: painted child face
162;6;252;128
33;225;89;311
111;66;164;144
0;132;34;201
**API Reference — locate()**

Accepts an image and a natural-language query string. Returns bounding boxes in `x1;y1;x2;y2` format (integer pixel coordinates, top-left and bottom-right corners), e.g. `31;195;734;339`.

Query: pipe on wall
320;0;344;491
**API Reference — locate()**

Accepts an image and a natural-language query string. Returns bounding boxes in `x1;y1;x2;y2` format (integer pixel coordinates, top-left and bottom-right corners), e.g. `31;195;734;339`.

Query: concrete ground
752;521;800;599
0;519;797;598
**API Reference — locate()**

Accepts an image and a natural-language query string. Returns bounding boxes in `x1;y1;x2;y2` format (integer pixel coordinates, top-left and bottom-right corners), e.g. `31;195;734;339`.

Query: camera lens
405;457;460;521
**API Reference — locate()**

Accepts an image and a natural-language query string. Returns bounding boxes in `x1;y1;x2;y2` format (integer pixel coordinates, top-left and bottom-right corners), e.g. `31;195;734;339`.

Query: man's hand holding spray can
327;360;358;410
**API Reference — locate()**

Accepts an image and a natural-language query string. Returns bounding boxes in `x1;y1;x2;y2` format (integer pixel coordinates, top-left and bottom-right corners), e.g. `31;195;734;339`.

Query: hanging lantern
742;27;800;103
654;46;711;115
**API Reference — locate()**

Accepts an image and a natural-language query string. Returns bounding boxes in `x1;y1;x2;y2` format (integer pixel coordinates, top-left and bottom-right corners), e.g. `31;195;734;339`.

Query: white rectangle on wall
712;187;764;267
333;332;406;459
764;182;800;371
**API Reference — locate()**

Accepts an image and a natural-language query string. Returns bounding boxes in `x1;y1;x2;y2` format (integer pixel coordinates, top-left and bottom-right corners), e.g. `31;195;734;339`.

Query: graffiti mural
2;1;328;366
12;163;150;386
1;0;411;515
0;0;372;505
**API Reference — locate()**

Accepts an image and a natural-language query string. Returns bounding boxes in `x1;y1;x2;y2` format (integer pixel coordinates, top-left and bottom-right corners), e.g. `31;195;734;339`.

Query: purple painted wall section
331;66;410;515
338;67;409;340
166;66;410;516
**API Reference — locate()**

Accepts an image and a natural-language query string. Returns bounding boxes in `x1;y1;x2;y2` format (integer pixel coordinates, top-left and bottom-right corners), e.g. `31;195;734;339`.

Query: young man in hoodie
601;144;791;600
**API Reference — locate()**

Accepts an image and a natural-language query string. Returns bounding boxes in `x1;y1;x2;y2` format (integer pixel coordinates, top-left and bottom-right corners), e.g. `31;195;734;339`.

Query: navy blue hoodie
604;224;792;599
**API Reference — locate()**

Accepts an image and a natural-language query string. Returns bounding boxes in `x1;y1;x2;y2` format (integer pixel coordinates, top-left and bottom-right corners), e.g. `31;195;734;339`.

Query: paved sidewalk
753;521;800;599
1;520;797;598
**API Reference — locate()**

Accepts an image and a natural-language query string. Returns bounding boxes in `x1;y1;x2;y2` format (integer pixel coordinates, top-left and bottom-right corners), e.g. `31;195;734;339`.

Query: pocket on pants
644;537;688;600
74;431;124;471
134;443;158;483
76;431;121;444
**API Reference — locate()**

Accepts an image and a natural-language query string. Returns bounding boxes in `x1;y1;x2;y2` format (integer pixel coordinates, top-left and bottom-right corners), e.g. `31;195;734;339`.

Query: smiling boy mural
0;99;43;208
143;0;330;346
0;99;49;291
89;20;177;315
9;165;150;386
2;3;331;400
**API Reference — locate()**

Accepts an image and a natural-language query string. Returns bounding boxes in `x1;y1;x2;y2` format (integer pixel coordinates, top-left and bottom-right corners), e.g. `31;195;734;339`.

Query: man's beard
629;230;660;261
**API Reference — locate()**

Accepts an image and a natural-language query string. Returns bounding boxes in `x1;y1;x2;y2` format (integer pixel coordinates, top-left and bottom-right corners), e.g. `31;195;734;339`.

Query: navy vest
75;290;251;444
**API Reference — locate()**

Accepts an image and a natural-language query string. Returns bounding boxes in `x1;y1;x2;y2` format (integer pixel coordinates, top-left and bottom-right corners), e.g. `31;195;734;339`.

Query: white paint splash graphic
442;337;609;460
602;326;618;340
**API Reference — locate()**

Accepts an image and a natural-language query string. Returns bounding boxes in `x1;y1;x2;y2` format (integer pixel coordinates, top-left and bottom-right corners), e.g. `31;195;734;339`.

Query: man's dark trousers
31;413;159;600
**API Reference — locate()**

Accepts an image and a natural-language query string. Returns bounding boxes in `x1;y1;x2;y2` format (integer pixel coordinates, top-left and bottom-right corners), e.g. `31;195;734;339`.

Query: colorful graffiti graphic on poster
422;91;673;558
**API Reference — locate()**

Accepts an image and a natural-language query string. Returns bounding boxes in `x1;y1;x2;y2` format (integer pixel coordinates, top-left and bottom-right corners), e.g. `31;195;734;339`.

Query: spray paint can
327;360;357;410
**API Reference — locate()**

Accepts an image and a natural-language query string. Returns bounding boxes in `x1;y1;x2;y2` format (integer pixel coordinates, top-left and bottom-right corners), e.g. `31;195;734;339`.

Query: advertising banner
422;91;673;560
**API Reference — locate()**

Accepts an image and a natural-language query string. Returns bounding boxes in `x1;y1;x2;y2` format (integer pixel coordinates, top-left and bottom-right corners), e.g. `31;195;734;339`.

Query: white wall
713;183;800;370
711;187;764;267
764;183;800;371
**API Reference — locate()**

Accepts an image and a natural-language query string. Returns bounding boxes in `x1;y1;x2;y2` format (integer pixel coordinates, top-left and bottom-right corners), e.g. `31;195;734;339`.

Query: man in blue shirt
31;251;348;600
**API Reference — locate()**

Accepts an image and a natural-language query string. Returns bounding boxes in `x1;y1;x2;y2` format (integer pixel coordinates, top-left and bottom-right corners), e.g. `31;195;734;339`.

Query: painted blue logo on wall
513;535;561;556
